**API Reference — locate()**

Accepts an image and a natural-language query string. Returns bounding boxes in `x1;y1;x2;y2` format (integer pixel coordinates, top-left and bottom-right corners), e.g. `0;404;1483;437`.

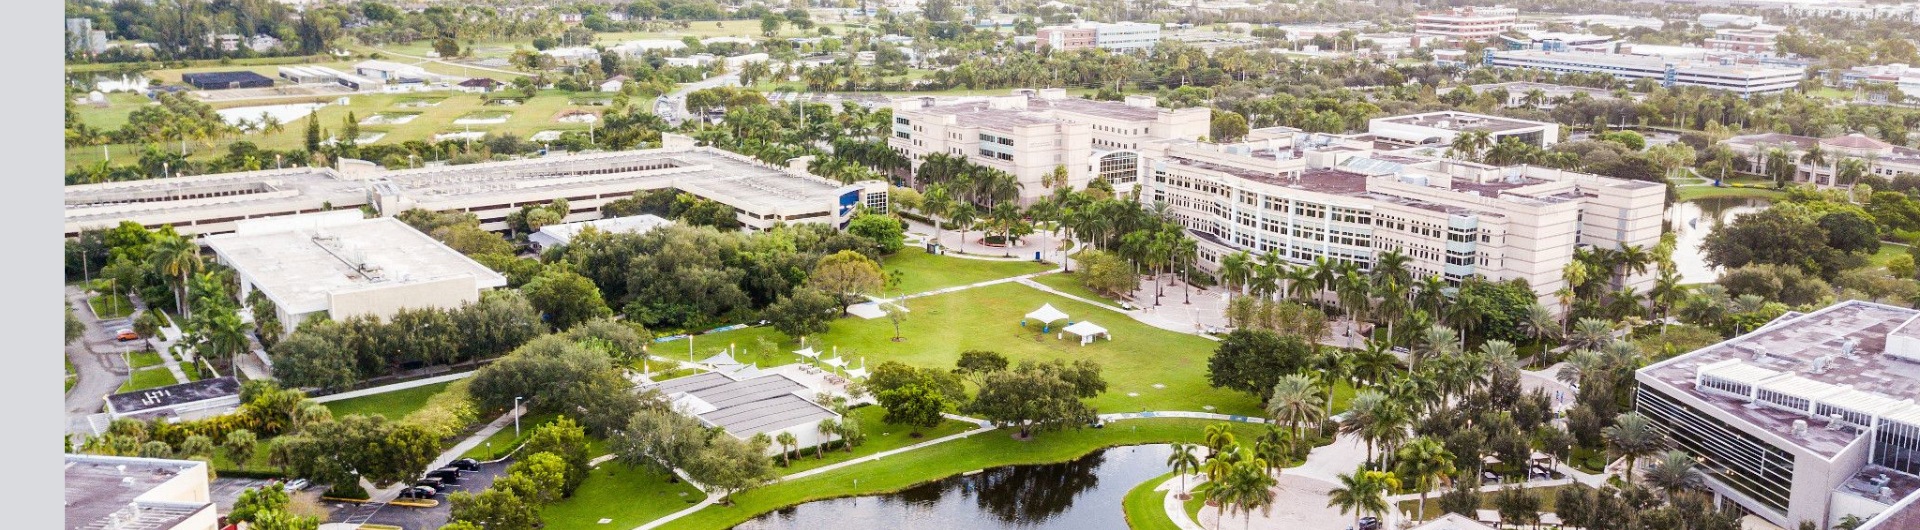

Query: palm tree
815;418;839;459
1220;250;1254;296
1254;426;1292;477
1524;303;1559;346
776;432;797;467
1327;465;1399;529
1643;449;1703;498
1168;442;1201;499
1604;412;1664;483
1414;325;1460;370
147;234;203;318
1557;350;1602;388
1204;424;1238;457
1266;374;1325;440
1569;318;1616;351
1395;436;1457;523
1223;459;1278;530
947;202;978;254
1341;391;1389;464
1448;130;1493;161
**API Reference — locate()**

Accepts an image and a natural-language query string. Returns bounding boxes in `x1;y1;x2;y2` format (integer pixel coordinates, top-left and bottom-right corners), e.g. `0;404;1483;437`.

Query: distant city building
1841;63;1920;99
180;71;275;90
1368;111;1561;149
1635;300;1920;530
1722;132;1920;187
1415;6;1519;44
65;455;217;530
1036;21;1163;52
1707;24;1783;54
205;212;509;332
888;89;1210;203
1696;13;1766;29
1556;14;1665;31
528;214;673;251
1484;50;1805;96
1496;30;1618;53
1137;127;1664;306
542;46;601;64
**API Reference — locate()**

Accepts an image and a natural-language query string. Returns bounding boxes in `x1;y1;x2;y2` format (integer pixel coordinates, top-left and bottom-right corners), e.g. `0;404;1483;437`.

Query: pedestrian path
310;371;477;403
1156;473;1208;530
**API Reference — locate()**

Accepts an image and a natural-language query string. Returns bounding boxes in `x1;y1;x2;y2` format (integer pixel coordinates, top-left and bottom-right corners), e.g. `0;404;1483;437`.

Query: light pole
487;441;494;460
514;396;524;438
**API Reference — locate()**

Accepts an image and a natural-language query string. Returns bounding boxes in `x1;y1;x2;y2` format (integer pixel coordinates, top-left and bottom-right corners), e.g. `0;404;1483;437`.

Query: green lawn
322;381;453;420
538;461;706;530
461;411;562;460
1871;242;1911;269
1395;484;1576;519
66;359;78;393
180;360;203;381
671;418;1278;529
1184;492;1207;523
212;444;280;475
778;405;977;475
129;351;164;369
119;368;178;392
88;293;134;319
1674;184;1785;202
1029;271;1126;308
697;282;1263;416
877;250;1052;296
1123;471;1182;530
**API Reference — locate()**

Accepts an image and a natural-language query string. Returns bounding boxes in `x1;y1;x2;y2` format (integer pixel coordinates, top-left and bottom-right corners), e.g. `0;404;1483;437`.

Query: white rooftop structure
647;370;840;453
204;212;506;331
527;214;672;251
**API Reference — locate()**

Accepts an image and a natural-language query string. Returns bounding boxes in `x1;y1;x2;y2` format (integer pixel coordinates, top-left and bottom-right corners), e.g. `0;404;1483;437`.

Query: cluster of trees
67;221;255;372
1704;199;1882;280
468;325;654;436
445;418;594;530
77;380;307;466
600;190;745;231
615;408;781;505
861;351;1106;440
228;485;324;530
64;0;334;62
1167;427;1283;528
270;291;544;391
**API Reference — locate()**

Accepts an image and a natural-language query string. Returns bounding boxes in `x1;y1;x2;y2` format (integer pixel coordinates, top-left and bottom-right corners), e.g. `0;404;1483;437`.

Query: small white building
528;214;672;251
646;362;843;455
354;60;431;82
204;211;508;333
599;74;630;93
542;46;601;64
1368;111;1560;149
726;53;771;68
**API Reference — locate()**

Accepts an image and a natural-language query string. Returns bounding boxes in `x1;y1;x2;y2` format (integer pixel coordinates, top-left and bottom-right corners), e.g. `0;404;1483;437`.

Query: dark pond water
1670;197;1772;284
735;444;1175;530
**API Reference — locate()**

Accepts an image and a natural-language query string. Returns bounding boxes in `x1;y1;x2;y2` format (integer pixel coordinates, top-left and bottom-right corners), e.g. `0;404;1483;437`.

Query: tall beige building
889;89;1210;203
1137;127;1665;306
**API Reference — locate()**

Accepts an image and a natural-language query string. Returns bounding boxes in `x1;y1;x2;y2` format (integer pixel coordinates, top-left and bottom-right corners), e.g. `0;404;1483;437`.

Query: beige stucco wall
327;275;481;323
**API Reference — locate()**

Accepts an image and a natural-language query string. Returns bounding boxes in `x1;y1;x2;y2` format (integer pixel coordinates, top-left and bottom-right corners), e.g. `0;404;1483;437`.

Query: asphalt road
65;284;138;436
327;461;510;530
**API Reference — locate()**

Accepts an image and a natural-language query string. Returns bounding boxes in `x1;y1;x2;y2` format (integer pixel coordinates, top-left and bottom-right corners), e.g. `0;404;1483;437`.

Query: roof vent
1826;413;1845;430
1792;419;1809;437
1843;337;1861;357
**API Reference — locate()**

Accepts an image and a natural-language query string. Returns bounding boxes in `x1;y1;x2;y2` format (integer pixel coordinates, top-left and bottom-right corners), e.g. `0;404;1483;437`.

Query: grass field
1123;471;1182;530
461;411;562;460
669;418;1276;529
88;293;134;319
129;351;164;370
878;250;1053;296
538;461;707;530
778;405;976;476
120;368;178;392
1674;184;1785;202
321;381;454;420
181;360;203;381
1395;484;1576;520
697;281;1264;417
1029;270;1125;308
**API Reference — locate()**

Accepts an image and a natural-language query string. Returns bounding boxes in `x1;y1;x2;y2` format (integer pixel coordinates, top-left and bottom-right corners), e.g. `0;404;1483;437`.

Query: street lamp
487;441;494;460
514;396;524;438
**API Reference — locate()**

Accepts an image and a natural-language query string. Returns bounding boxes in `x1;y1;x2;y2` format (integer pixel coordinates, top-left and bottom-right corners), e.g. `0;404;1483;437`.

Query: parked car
1351;516;1381;530
115;329;139;342
450;458;480;471
280;479;309;493
415;477;444;490
426;467;463;484
399;486;436;499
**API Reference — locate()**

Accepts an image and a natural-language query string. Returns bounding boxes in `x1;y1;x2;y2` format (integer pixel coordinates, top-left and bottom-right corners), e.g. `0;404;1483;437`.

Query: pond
736;444;1175;530
1670;196;1772;284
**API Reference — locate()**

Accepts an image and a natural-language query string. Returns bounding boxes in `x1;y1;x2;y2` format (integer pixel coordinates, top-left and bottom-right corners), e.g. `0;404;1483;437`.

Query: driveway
65;284;138;436
328;460;510;530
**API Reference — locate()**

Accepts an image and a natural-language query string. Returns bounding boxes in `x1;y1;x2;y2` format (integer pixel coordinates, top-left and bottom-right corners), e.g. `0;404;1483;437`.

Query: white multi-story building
1706;24;1783;54
1840;63;1920;100
1136;127;1664;305
1484;50;1806;96
1723;132;1920;187
1636;300;1920;529
1415;6;1518;44
1036;21;1162;52
66;455;218;530
1368;111;1561;150
889;89;1210;203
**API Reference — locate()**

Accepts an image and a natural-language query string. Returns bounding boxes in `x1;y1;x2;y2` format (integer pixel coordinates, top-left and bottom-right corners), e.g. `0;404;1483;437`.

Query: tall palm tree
1569;318;1616;351
1267;374;1325;440
1394;436;1457;523
1327;466;1400;530
1643;449;1703;498
947;202;978;254
148;234;203;318
1254;426;1292;477
1370;249;1412;290
1220;250;1254;296
1524;303;1559;347
1557;350;1602;388
1604;412;1664;483
1223;459;1278;530
1341;391;1390;464
1168;442;1201;499
1414;325;1460;371
1204;424;1238;457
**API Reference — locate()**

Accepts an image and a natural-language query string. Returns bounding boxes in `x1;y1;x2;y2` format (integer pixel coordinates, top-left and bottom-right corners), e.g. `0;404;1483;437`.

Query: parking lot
326;460;510;530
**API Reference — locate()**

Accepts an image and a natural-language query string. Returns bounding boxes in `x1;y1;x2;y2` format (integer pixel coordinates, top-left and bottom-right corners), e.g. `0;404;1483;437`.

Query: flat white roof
204;213;506;315
528;214;672;248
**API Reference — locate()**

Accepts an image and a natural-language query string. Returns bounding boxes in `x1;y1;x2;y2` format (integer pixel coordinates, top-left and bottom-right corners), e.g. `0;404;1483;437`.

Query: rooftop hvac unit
1826;413;1845;430
1792;419;1809;437
1844;337;1862;357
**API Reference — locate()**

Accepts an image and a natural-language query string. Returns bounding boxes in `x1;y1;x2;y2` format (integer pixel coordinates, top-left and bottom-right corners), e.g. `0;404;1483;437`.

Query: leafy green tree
277;414;438;489
847;213;906;254
614;409;708;480
66;305;83;344
268;332;357;391
765;287;838;340
966;361;1104;439
505;452;570;506
433;37;461;58
521;417;591;495
522;267;612;331
809;250;886;312
1211;110;1249;142
685;434;776;504
953;350;1010;386
1207;329;1314;399
228;486;292;524
1703;209;1845;278
876;384;947;435
224;429;258;469
468;336;642;436
1818;211;1880;255
449;488;538;530
248;510;320;530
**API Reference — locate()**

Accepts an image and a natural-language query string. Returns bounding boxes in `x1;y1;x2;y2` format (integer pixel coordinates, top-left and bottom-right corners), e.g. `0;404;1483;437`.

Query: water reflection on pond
737;444;1173;530
1670;197;1771;284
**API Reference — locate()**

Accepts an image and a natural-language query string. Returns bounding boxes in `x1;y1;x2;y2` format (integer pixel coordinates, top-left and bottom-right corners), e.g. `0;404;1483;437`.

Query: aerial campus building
1366;111;1561;150
62;138;889;237
1135;126;1664;307
1636;300;1920;529
645;352;843;455
1721;132;1920;188
1483;50;1806;96
204;212;508;333
1034;21;1163;52
64;454;218;530
1414;5;1519;44
888;88;1210;203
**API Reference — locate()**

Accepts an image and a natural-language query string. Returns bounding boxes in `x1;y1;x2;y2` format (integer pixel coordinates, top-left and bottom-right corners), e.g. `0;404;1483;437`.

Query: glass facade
1638;387;1797;514
1099;151;1139;184
1876;420;1920;476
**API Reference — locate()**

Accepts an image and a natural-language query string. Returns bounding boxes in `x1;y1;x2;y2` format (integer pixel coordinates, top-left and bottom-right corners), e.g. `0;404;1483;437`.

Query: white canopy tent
793;347;820;359
1062;321;1111;345
845;366;869;379
822;357;850;371
1026;304;1069;323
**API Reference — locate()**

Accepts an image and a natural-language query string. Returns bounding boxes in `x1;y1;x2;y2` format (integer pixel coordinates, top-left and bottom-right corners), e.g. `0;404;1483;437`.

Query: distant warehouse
180;70;275;90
